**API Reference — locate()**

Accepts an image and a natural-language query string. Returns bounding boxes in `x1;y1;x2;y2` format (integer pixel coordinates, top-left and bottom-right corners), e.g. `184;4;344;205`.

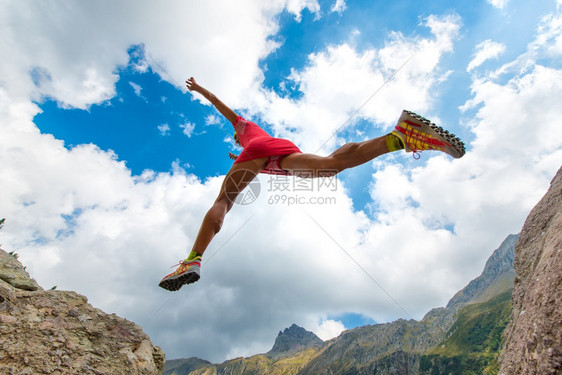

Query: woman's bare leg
281;136;391;176
191;157;268;256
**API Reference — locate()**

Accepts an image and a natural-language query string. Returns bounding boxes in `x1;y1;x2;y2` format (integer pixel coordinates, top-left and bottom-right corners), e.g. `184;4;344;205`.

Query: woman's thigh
280;153;338;177
217;157;268;204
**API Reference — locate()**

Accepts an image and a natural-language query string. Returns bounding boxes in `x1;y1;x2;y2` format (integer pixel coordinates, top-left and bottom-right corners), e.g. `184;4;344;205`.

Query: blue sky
35;45;235;178
32;0;556;212
2;0;562;363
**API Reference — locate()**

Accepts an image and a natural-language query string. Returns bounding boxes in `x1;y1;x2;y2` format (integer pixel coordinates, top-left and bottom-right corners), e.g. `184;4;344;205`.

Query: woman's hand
185;77;239;123
186;77;201;92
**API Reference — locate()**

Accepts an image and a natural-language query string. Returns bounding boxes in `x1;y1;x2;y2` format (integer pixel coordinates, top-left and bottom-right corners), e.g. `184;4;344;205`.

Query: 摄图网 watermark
229;169;339;206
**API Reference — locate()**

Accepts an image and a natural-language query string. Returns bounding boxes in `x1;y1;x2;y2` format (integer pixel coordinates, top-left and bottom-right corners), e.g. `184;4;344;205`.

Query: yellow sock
386;133;404;152
187;250;201;260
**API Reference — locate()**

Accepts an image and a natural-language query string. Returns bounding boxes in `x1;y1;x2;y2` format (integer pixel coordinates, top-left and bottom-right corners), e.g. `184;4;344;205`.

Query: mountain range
164;233;518;375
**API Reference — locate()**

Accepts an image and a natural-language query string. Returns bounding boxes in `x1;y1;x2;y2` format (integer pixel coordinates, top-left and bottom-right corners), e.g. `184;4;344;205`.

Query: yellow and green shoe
391;110;465;159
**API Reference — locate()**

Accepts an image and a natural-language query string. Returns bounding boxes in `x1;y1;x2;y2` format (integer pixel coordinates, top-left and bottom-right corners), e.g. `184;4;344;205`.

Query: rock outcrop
0;249;165;375
267;324;323;359
0;249;41;292
499;166;562;374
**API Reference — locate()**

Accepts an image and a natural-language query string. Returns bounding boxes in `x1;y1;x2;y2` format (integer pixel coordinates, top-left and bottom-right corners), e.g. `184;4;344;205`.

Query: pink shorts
233;117;302;175
262;155;291;175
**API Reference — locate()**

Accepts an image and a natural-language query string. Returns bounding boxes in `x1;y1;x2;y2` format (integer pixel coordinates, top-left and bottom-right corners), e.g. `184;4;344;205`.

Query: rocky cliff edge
499;165;562;374
0;248;165;375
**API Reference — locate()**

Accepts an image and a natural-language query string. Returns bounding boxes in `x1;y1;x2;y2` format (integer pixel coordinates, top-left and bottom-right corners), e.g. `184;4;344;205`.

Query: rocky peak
0;248;165;374
446;233;517;309
267;324;323;359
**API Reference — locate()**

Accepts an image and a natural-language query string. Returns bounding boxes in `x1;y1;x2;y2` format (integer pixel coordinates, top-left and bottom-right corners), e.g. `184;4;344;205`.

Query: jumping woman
159;77;465;291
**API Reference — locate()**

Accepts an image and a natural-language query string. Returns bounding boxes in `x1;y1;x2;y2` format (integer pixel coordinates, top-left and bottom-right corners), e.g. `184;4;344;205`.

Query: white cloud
314;319;346;340
180;121;196;137
487;0;510;9
0;0;322;110
331;0;347;14
205;114;222;126
486;5;562;79
467;40;506;72
129;81;143;97
158;123;170;136
535;6;562;57
251;14;461;154
285;0;321;22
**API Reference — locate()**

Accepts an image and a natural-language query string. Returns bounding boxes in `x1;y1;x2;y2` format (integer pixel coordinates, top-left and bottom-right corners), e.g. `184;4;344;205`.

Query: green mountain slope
420;290;512;375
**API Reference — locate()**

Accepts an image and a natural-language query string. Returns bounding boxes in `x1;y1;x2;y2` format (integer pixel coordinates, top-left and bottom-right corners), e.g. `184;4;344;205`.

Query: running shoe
159;257;201;291
392;110;465;159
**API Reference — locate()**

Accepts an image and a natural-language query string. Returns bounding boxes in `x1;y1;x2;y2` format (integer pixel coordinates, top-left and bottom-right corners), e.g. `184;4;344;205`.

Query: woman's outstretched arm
186;77;238;124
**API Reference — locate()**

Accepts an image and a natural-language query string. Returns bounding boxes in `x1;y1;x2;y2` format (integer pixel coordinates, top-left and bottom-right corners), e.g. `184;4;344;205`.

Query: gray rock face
0;248;165;374
499;165;562;375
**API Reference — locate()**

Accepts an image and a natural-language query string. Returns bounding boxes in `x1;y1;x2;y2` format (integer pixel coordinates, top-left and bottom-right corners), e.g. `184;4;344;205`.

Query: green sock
187;250;201;260
386;133;404;152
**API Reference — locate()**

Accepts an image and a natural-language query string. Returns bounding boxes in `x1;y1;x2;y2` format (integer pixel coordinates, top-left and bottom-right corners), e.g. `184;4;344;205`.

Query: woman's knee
317;151;351;175
327;142;362;172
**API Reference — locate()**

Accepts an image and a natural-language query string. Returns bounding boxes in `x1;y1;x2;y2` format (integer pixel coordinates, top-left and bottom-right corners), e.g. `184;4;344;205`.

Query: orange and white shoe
159;257;201;291
392;110;465;159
